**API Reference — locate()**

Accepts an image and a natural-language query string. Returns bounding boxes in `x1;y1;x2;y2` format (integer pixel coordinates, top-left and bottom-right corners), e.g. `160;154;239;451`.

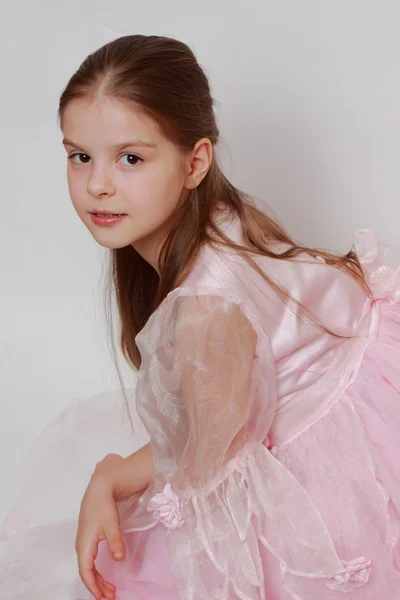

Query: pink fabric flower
147;483;185;529
326;556;372;591
354;229;400;303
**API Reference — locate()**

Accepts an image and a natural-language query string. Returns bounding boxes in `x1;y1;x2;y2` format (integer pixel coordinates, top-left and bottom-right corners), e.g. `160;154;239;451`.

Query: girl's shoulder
140;211;396;351
178;213;377;341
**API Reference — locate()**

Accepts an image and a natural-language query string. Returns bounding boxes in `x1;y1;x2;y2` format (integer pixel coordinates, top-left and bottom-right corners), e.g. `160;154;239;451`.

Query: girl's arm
95;443;153;502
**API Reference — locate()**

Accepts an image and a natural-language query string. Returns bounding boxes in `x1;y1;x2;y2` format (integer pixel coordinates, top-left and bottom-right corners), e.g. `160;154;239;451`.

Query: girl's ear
184;138;213;190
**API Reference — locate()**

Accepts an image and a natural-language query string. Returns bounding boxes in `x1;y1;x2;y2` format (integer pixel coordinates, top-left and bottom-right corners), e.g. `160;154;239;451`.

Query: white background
1;0;400;523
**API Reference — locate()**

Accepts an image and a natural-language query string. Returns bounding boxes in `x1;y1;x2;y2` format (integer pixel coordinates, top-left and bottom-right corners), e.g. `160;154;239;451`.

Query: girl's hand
75;453;125;600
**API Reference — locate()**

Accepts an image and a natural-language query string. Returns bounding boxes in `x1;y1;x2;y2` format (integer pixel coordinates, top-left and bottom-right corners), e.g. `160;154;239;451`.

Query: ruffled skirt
1;297;400;599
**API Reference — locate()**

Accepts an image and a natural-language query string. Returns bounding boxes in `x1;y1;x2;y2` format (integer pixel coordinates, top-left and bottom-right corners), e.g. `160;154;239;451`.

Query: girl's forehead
62;97;161;148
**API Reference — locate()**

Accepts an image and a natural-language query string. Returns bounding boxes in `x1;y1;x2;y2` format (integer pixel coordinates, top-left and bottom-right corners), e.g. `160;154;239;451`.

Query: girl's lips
90;213;127;226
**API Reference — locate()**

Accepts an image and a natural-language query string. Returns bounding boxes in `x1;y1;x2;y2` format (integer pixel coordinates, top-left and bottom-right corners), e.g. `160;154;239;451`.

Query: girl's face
62;97;189;271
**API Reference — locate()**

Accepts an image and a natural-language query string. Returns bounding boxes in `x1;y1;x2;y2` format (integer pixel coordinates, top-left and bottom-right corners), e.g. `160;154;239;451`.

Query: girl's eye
68;153;91;164
67;153;143;167
119;153;143;167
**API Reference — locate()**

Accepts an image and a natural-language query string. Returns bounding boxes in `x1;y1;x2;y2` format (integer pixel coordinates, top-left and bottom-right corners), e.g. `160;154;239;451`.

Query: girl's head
59;35;216;272
58;34;368;371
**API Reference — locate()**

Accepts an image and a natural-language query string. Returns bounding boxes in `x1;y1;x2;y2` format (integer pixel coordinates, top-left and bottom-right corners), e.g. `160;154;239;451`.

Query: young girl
1;34;400;600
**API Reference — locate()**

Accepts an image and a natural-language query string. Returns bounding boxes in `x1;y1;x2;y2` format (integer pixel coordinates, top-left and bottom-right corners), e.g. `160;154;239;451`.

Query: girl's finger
79;563;102;600
95;569;115;589
77;540;102;599
102;579;116;591
102;504;125;560
95;573;114;599
104;525;125;560
95;570;116;599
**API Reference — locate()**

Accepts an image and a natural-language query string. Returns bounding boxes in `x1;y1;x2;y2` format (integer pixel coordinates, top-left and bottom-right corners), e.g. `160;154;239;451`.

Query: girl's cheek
69;190;85;215
67;178;85;211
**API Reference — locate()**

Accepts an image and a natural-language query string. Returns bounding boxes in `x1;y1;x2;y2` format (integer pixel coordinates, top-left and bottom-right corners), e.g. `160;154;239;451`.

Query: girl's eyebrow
62;138;157;150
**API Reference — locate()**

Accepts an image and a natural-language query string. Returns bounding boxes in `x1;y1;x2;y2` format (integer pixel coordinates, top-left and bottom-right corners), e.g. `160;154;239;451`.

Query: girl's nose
87;169;116;199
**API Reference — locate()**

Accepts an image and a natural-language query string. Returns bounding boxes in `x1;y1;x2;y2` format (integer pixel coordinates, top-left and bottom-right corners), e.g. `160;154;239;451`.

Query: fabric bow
354;229;400;304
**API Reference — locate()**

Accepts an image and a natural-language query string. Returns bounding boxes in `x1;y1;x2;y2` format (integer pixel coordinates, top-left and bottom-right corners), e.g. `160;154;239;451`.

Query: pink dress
2;209;400;599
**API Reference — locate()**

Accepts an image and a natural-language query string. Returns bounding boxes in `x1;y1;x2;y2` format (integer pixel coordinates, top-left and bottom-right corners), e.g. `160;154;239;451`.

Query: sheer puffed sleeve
125;289;356;599
163;293;258;491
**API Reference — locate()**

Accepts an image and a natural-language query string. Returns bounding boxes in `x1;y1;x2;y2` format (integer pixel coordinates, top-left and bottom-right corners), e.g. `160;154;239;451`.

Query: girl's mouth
90;212;127;226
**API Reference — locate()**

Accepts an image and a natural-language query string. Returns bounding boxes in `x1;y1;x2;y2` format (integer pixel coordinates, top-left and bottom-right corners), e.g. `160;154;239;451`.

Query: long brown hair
58;34;370;372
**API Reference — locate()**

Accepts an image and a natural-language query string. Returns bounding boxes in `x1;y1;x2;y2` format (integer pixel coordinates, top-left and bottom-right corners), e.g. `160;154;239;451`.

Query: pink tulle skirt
1;296;400;599
94;297;400;599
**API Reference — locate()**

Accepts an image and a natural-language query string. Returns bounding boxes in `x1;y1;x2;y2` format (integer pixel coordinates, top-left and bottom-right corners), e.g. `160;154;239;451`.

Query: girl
1;34;400;600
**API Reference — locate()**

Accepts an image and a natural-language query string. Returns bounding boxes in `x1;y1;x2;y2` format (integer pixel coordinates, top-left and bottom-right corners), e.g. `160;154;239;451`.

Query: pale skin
61;94;213;599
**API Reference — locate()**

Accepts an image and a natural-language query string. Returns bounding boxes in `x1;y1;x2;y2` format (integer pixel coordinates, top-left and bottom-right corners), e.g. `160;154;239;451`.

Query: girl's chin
89;230;136;250
94;237;134;250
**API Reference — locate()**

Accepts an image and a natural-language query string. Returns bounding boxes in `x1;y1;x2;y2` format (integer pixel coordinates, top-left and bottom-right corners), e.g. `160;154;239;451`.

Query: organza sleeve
132;291;354;599
165;294;258;492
